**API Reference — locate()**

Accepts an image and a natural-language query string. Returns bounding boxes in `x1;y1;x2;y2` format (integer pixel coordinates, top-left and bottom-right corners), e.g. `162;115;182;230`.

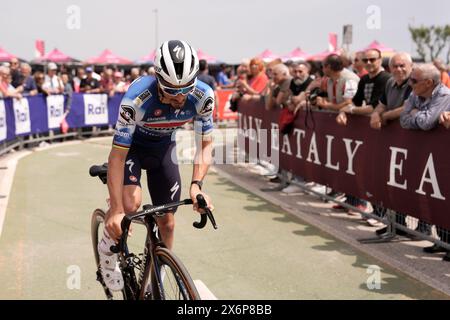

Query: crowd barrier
236;99;450;247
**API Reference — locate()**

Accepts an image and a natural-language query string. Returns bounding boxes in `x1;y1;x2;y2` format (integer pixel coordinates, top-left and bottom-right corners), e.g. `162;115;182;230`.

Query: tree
409;25;450;63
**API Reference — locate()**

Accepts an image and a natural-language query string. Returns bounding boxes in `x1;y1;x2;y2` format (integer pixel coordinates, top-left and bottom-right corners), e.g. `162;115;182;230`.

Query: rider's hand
105;210;126;241
190;184;214;213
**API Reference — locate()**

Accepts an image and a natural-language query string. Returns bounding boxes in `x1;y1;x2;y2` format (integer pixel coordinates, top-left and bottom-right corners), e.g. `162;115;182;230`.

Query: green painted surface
0;140;447;299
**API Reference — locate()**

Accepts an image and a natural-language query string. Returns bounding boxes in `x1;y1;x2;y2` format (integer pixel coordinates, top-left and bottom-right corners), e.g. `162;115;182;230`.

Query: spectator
129;67;140;84
34;71;49;96
290;62;313;96
61;72;73;113
336;49;391;126
79;67;101;93
10;57;22;88
316;54;359;112
72;67;86;93
198;59;217;90
42;62;64;94
100;68;114;96
216;63;232;88
265;63;292;110
399;63;450;261
352;51;368;78
367;52;414;236
400;63;450;130
370;52;413;129
433;58;450;88
336;49;391;216
241;57;269;96
112;72;127;93
0;66;22;99
18;63;38;96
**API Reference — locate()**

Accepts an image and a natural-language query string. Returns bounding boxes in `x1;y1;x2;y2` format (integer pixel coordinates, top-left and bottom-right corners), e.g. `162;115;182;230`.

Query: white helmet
154;40;199;87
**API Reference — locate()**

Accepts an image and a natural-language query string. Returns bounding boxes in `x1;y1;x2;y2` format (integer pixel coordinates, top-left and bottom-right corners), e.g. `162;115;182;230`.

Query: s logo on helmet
173;45;184;60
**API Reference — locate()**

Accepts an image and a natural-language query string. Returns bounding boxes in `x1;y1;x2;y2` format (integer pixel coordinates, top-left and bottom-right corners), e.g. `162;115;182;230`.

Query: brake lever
193;194;218;229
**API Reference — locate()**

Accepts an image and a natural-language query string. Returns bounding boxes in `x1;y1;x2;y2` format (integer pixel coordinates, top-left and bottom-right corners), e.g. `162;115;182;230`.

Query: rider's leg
156;212;175;250
146;143;181;251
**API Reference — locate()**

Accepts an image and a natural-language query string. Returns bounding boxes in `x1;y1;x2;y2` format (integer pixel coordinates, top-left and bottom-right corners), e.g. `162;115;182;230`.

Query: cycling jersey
113;76;214;149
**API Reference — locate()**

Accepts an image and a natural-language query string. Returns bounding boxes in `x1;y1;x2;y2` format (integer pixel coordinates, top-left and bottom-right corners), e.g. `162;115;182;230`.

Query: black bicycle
89;163;217;300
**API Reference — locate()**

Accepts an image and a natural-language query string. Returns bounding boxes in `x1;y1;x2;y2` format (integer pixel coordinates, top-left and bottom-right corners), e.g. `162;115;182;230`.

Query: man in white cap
42;62;63;94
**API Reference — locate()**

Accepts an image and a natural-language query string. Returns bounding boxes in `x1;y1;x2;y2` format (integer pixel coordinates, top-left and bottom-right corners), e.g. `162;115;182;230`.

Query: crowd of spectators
231;49;450;261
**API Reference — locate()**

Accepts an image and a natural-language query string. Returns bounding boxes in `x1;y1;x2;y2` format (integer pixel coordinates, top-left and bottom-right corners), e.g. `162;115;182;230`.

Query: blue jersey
113;76;214;149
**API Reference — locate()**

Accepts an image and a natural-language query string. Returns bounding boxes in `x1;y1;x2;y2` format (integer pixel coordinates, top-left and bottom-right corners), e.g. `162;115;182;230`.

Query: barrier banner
238;100;450;230
84;94;108;125
0;100;7;141
46;95;65;129
13;98;31;135
216;90;238;121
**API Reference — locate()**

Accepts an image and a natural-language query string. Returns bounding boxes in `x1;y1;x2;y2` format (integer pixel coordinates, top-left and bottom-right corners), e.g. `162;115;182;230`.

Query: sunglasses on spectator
362;57;380;63
159;81;196;96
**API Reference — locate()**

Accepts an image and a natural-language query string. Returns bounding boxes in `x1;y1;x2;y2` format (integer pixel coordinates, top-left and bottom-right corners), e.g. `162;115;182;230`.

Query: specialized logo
170;181;180;200
126;159;135;174
173;45;184;60
119;105;135;124
154;109;163;117
200;97;214;115
133;89;152;107
192;88;204;101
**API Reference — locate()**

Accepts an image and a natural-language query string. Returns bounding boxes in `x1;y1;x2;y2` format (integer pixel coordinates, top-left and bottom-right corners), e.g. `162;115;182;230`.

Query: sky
1;0;449;64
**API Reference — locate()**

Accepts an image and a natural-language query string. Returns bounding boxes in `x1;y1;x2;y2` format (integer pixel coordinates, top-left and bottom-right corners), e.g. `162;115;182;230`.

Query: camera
308;87;321;105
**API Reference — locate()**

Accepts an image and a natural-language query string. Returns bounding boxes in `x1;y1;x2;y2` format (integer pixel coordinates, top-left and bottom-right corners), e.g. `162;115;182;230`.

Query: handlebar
110;194;217;254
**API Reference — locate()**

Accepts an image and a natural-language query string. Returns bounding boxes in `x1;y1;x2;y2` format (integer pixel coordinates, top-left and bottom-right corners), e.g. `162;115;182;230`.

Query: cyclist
98;40;215;291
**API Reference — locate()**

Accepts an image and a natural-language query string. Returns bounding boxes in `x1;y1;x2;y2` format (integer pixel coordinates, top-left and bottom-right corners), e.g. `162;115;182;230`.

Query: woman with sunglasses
98;40;215;291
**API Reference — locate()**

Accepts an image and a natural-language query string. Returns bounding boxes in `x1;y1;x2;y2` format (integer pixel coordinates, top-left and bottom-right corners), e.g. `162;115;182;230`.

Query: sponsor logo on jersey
115;129;132;139
154;109;163;117
133;89;152;107
200;97;214;115
129;175;138;183
119;105;135;124
192;88;204;101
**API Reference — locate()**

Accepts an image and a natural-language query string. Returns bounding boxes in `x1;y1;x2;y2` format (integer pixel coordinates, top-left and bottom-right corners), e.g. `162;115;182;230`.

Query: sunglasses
159;80;196;96
362;57;379;63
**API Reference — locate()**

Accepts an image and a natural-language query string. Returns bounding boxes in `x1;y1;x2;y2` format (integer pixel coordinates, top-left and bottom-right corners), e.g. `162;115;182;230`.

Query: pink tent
0;47;17;62
257;49;280;62
34;48;78;63
86;49;132;65
307;49;341;61
197;49;218;63
283;47;309;61
137;49;156;64
362;40;395;56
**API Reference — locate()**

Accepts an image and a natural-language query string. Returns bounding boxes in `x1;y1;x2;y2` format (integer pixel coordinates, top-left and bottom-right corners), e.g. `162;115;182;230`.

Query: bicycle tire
147;247;200;300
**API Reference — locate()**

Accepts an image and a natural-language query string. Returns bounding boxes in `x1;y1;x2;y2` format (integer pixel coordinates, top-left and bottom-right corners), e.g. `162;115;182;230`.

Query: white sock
98;229;116;255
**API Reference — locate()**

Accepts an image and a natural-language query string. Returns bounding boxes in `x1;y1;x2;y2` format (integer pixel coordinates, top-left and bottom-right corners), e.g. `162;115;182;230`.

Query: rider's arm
107;146;128;214
191;136;213;183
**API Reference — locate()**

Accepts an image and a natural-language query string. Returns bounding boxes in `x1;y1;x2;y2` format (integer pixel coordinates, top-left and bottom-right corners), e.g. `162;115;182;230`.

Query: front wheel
149;247;200;300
